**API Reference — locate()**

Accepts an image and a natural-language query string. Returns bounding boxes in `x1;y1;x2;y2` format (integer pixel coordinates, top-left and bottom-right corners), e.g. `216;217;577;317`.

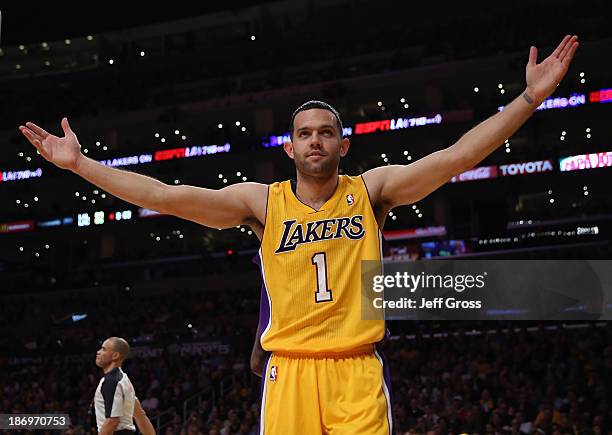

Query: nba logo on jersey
269;366;278;382
346;194;354;205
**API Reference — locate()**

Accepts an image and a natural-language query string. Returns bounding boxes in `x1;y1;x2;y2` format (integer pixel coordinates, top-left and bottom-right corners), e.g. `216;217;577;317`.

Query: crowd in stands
2;285;610;434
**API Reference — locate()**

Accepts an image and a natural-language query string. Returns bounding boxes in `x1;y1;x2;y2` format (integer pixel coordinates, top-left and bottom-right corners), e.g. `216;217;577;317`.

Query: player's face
95;339;116;369
286;109;349;178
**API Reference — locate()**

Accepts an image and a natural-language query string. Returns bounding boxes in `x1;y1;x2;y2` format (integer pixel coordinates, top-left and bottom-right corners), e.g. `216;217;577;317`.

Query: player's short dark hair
108;337;130;362
289;100;343;139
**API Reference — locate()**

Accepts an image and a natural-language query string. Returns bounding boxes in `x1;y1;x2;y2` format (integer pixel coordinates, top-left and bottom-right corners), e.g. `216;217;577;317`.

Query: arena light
218;123;223;128
400;97;405;103
154;133;159;138
109;59;114;65
95;141;101;146
161;138;166;143
181;135;186;140
235;121;241;126
87;35;93;41
64;39;71;45
174;130;180;135
250;35;256;41
102;146;108;151
140;51;145;57
473;87;479;93
241;126;246;132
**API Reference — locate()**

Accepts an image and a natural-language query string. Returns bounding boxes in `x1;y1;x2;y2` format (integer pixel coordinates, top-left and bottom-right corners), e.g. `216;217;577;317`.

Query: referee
94;337;155;435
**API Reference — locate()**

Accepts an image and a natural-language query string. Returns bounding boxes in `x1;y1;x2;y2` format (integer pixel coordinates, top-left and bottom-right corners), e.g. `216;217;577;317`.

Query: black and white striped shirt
93;367;137;432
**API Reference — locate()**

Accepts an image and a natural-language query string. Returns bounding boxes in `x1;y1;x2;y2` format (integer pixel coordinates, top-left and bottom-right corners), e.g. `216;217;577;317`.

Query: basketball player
94;337;156;435
20;35;578;434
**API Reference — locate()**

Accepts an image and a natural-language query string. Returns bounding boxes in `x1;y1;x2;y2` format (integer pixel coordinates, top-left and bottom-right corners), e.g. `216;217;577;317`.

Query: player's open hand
525;35;579;104
19;118;83;172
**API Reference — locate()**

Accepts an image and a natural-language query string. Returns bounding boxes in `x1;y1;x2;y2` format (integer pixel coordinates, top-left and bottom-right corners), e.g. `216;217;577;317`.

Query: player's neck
103;363;121;374
295;172;339;211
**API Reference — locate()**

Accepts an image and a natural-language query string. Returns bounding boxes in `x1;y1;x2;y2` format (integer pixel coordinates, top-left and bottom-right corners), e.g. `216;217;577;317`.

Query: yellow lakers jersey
258;174;385;354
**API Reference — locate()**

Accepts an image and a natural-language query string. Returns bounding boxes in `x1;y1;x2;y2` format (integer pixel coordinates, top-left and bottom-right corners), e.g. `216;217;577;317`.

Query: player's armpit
362;147;466;209
250;334;266;377
159;182;268;230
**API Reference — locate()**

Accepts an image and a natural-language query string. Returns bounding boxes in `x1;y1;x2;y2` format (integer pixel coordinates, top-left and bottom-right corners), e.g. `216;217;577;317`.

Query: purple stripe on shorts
376;345;395;428
258;353;273;435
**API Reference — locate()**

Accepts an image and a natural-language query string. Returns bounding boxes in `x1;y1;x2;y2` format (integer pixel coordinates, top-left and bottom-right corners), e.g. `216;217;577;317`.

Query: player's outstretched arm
19;118;267;229
363;35;579;209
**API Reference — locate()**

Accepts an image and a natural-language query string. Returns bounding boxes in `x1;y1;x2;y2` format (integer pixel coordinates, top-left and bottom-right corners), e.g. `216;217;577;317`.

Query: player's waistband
272;344;375;359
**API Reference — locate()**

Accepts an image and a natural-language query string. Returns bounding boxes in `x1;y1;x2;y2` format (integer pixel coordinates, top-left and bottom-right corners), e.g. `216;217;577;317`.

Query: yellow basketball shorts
258;346;393;435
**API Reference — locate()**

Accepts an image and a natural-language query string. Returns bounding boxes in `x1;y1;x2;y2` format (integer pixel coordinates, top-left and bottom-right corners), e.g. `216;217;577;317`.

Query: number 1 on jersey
312;252;333;303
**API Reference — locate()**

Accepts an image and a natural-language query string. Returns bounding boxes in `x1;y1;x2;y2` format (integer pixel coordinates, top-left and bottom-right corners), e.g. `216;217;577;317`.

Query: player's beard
294;151;340;180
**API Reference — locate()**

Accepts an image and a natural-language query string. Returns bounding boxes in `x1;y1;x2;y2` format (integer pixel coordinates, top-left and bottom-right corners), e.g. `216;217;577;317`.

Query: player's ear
340;138;350;158
283;141;295;160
